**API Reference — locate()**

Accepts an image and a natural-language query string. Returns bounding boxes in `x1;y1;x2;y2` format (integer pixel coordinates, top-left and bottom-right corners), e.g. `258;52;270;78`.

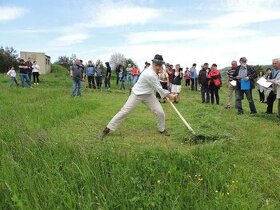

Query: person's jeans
191;78;197;91
201;85;210;103
236;89;257;113
20;73;31;87
72;79;82;96
9;77;18;86
127;74;133;86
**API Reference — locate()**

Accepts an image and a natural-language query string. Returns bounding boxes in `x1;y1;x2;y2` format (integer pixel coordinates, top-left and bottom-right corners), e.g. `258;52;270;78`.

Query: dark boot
98;127;110;140
160;130;170;136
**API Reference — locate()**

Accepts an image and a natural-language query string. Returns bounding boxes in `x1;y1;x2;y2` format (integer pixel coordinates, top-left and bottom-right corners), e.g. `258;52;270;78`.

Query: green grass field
1;64;280;209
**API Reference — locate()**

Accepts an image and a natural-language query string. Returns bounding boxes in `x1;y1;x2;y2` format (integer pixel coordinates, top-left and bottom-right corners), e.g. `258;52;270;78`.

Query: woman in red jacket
208;64;222;105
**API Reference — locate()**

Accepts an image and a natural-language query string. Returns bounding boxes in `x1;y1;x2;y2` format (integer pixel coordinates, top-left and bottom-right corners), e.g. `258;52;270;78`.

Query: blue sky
1;0;280;69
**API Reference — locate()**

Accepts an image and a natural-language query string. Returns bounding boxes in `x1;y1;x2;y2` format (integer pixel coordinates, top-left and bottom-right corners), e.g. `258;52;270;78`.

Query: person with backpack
208;64;222;105
70;59;84;96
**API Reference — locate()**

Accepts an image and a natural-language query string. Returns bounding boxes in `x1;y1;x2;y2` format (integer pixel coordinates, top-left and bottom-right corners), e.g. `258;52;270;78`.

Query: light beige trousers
226;83;235;107
107;92;165;132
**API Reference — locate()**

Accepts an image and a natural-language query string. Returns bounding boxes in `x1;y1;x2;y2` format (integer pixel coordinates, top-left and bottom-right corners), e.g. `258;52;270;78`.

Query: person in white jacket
32;61;40;85
7;67;19;86
99;54;178;140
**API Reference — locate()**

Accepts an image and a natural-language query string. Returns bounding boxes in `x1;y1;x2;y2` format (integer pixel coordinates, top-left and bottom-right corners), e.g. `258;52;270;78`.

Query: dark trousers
209;85;219;104
87;76;95;88
258;90;265;102
105;77;111;89
236;89;257;113
96;76;102;89
185;79;190;86
201;85;210;103
266;91;276;113
33;72;39;83
191;78;197;91
116;73;120;85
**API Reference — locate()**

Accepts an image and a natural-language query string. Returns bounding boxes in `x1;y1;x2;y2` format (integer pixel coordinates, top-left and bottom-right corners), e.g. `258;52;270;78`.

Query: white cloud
126;28;260;44
51;33;90;47
209;10;280;28
83;1;162;27
0;6;27;22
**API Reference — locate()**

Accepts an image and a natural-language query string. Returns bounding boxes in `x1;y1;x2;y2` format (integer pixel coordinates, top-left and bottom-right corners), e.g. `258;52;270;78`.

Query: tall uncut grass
1;64;280;209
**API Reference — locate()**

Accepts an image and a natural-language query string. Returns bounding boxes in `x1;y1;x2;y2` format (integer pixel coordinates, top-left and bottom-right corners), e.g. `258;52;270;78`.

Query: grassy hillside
1;64;280;209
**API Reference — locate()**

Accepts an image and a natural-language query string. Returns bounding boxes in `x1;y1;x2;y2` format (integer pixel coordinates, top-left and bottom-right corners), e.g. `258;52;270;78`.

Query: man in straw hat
99;54;177;139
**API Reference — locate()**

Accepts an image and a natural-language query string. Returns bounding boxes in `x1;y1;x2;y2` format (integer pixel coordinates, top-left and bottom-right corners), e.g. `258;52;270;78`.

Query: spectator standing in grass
115;64;121;85
26;57;33;81
190;63;198;91
70;59;84;96
256;71;265;103
104;62;112;90
86;60;96;89
99;54;178;140
266;58;280;115
184;67;190;87
157;65;169;103
119;67;126;90
126;64;133;87
131;65;139;86
225;60;238;109
198;63;210;103
171;64;183;103
19;59;31;88
232;57;257;115
208;64;222;105
95;64;103;90
7;66;18;87
32;61;40;85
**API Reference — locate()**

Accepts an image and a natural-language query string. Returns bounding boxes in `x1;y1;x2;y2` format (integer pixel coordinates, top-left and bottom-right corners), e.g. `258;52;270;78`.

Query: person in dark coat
232;57;257;115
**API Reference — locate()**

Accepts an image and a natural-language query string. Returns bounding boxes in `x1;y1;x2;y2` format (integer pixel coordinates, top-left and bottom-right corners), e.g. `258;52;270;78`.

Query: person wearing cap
99;54;178;139
232;57;257;115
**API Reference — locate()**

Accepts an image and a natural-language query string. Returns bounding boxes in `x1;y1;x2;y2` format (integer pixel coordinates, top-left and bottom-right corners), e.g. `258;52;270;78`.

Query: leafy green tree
0;46;19;73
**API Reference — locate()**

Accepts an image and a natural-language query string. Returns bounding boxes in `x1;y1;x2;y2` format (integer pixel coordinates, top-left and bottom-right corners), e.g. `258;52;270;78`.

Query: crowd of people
4;54;280;139
5;56;280;121
6;57;40;88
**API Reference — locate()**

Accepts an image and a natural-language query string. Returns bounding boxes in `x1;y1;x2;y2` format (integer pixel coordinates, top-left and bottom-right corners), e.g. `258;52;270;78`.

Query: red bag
213;78;221;87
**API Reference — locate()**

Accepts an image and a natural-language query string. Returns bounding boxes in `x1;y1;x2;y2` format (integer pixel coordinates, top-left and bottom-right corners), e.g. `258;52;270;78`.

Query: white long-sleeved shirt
132;66;170;98
7;69;16;77
32;64;40;73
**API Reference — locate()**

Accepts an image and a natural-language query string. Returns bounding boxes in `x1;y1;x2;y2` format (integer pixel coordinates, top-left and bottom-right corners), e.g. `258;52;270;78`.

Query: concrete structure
20;51;51;74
